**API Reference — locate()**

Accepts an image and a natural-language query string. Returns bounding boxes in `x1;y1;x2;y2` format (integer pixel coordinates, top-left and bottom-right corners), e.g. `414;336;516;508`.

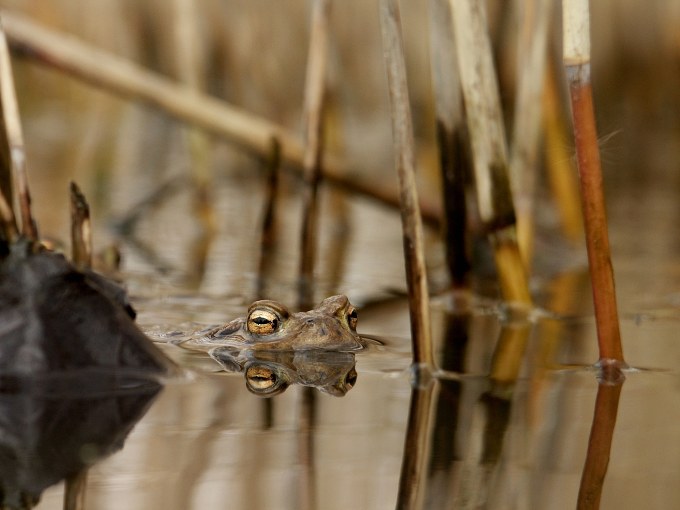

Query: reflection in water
209;347;358;397
577;369;625;509
0;379;160;509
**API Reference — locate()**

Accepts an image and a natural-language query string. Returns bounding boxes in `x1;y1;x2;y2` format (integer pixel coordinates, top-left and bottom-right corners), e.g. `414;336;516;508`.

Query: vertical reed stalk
0;16;37;241
256;138;282;299
543;57;583;244
509;0;553;265
298;0;331;309
379;0;434;367
448;0;531;306
174;0;215;288
428;0;470;287
577;375;624;509
69;181;92;270
563;0;624;363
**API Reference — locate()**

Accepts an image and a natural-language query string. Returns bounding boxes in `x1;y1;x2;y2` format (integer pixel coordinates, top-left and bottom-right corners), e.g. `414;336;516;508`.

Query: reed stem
543;57;583;244
0;15;36;240
563;0;624;363
428;0;470;287
298;0;331;309
448;0;531;306
69;181;92;270
379;0;434;367
509;0;553;265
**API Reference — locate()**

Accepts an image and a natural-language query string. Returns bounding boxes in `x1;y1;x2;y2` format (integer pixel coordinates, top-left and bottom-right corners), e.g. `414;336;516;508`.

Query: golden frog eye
347;307;358;330
245;364;289;396
247;309;280;335
246;365;277;390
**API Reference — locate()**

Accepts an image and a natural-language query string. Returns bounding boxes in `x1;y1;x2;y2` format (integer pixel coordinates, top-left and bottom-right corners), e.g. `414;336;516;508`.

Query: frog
182;294;362;352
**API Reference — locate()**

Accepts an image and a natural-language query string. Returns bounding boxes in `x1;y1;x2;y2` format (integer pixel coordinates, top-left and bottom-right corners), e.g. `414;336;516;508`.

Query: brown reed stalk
174;0;215;289
563;0;624;363
509;0;553;265
1;11;442;227
69;181;92;269
379;0;434;367
448;0;531;306
428;0;470;287
577;375;624;509
298;0;331;309
0;15;37;241
256;139;282;299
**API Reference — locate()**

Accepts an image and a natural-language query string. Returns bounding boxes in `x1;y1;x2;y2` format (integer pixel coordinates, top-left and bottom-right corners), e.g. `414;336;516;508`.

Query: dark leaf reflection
0;378;161;509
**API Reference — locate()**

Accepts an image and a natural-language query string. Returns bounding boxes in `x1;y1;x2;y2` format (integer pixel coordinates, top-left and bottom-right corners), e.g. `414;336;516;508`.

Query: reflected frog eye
246;365;277;390
247;309;280;335
347;307;358;330
345;368;358;388
245;364;289;396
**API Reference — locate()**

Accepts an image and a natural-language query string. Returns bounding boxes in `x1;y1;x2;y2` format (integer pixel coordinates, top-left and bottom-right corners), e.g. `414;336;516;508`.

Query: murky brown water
2;1;680;508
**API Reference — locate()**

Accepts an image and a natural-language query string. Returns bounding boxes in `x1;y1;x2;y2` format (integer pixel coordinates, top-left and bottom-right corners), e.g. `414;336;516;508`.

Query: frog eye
347;307;358;330
246;300;289;335
247;309;280;335
245;364;288;396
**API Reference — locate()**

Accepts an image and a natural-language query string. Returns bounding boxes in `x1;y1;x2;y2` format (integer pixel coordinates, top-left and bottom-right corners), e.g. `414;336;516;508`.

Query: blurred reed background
0;0;677;305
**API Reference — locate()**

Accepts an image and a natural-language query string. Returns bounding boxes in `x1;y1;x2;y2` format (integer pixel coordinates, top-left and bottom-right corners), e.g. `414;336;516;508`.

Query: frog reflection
210;347;358;397
183;295;362;352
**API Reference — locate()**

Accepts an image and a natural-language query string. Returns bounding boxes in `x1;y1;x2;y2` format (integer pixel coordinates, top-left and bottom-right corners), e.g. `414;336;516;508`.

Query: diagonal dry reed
1;10;441;227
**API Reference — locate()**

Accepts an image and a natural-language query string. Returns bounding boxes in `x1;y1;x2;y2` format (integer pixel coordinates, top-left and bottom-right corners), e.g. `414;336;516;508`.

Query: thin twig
1;10;442;227
256;138;282;299
0;14;36;240
298;0;331;309
69;181;92;269
563;0;624;363
379;0;434;367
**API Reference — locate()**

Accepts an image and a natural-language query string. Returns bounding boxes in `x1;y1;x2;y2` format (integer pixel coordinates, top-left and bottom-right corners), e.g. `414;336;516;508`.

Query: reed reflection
577;366;625;510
